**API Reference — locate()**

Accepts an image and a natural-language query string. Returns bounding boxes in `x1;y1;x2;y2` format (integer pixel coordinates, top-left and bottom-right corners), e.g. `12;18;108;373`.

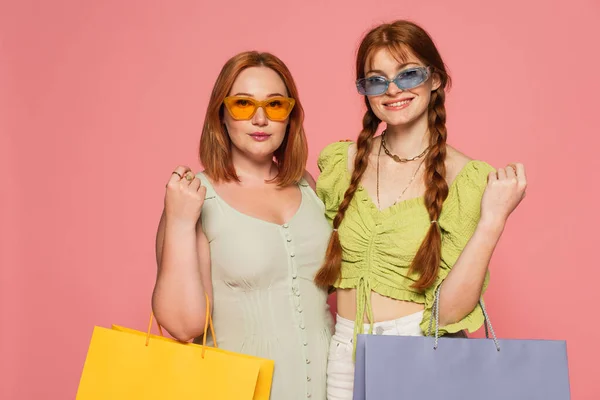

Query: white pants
326;312;424;400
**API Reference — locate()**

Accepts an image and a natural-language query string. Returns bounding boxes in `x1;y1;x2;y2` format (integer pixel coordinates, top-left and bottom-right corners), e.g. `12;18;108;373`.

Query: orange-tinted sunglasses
223;96;295;122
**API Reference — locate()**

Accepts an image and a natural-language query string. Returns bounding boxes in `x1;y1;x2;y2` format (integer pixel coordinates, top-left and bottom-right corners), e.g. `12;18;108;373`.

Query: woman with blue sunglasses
314;20;528;399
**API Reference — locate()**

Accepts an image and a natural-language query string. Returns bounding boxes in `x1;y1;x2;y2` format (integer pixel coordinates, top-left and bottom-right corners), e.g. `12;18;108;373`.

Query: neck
383;114;431;158
231;149;277;184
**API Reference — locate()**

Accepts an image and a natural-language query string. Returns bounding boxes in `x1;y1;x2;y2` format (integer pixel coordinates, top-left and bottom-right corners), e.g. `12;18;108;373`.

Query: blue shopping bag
353;286;571;399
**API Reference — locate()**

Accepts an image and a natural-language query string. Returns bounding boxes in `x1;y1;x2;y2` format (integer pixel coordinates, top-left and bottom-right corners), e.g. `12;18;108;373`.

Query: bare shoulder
444;145;473;186
302;170;317;190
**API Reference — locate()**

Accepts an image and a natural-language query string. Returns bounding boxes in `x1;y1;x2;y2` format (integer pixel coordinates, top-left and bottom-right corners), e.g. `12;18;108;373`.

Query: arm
438;163;527;326
151;166;211;342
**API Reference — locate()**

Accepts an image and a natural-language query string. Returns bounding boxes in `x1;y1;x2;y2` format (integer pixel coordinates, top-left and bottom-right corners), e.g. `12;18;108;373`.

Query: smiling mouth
384;98;413;107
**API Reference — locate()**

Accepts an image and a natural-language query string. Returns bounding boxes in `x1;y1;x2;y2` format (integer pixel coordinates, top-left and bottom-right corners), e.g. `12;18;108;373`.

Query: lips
383;98;414;107
248;132;272;141
381;97;415;112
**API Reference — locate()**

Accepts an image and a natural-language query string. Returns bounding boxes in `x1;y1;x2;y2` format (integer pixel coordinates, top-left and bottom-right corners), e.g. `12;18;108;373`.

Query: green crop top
316;141;496;344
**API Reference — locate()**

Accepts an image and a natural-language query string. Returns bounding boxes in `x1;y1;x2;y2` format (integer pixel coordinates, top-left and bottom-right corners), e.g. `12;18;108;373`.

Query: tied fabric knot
352;276;374;360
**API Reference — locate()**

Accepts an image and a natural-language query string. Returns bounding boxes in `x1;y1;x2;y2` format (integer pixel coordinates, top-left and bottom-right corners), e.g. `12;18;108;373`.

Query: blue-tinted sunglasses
356;66;432;96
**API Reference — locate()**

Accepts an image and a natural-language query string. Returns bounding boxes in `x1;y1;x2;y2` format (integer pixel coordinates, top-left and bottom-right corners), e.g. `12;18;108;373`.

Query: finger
169;165;192;184
505;164;517;180
197;184;207;197
189;177;201;191
168;171;183;184
497;168;507;180
487;171;497;183
514;163;527;185
183;171;195;184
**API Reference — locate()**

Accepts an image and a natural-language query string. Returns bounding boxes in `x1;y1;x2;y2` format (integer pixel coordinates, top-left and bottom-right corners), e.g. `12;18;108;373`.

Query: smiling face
223;66;291;162
364;48;440;128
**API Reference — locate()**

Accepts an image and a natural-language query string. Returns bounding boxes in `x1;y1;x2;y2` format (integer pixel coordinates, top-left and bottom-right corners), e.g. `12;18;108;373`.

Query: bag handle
427;284;500;352
146;293;217;358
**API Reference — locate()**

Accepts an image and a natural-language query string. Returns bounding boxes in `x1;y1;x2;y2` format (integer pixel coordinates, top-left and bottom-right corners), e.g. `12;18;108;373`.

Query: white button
292;272;297;278
298;306;303;313
290;252;295;257
300;323;305;329
307;395;311;398
306;359;311;364
307;377;311;382
283;223;289;228
287;238;292;242
303;341;308;346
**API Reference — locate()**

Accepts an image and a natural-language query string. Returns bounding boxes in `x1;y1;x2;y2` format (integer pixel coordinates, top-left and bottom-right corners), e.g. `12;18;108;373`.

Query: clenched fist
164;165;207;225
480;163;527;227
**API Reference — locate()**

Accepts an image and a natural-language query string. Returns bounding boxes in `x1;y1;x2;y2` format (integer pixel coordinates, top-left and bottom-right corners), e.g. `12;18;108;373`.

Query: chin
378;108;428;128
246;146;279;160
381;115;417;127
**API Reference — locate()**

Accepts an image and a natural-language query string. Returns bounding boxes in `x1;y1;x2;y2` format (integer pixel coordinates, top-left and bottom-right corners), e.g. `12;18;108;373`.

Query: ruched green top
316;141;495;344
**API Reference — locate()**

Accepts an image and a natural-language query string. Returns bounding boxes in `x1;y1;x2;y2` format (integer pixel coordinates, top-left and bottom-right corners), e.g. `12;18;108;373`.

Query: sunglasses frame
356;66;432;96
223;96;296;122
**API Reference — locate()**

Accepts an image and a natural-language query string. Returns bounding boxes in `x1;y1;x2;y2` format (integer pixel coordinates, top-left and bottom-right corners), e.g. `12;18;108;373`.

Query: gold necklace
381;130;429;163
376;137;426;210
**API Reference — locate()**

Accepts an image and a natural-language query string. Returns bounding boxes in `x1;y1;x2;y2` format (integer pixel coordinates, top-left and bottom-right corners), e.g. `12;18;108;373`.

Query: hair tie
431;220;438;224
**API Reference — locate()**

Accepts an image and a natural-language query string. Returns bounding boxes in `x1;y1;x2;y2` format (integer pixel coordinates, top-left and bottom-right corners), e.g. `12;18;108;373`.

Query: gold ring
185;172;194;181
172;171;183;179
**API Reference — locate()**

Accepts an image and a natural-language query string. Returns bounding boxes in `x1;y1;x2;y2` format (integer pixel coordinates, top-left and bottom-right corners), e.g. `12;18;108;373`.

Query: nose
251;106;268;126
386;80;402;96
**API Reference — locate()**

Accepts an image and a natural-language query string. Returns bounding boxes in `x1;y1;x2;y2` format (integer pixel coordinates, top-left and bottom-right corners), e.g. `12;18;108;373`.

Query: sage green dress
195;172;334;400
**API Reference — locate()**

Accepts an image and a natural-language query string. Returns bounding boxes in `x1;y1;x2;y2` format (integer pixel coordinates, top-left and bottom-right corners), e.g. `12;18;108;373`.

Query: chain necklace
376;135;427;210
381;130;429;163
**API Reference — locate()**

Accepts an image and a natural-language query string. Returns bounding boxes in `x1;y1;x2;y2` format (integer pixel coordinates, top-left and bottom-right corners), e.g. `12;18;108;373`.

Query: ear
431;72;442;92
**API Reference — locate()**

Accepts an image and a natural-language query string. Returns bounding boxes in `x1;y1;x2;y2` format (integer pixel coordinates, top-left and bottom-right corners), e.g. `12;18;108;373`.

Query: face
223;66;291;162
363;48;440;127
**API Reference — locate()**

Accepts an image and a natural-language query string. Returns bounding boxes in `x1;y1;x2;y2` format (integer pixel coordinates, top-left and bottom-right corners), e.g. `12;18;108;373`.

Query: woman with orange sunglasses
152;51;333;399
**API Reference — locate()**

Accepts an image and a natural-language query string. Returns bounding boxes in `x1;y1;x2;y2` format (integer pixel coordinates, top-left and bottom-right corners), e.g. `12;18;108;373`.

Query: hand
164;165;207;225
480;163;527;228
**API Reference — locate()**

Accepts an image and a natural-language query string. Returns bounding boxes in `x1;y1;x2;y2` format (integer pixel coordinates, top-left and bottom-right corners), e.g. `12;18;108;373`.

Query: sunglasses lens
395;68;428;90
226;98;257;120
264;98;294;121
357;77;388;96
357;67;430;96
225;97;294;121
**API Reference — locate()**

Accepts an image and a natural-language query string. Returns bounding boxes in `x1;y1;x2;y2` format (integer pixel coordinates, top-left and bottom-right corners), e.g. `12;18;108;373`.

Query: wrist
164;218;199;233
477;214;506;237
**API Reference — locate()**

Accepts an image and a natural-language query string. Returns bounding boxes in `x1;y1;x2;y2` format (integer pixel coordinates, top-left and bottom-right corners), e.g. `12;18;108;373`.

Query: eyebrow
365;63;420;76
232;92;286;97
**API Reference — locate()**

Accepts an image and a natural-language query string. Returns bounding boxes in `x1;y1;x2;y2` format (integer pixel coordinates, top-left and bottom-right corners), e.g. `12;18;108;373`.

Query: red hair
199;51;308;186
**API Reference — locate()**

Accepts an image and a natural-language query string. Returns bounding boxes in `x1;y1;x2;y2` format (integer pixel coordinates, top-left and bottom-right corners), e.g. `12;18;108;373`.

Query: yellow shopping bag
76;295;274;399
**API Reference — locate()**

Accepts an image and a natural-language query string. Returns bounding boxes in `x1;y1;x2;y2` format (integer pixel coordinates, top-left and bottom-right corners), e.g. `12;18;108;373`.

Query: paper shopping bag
76;295;274;399
353;287;570;399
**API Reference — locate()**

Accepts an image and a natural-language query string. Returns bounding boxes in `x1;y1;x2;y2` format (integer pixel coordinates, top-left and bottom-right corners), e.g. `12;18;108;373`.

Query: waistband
334;311;424;338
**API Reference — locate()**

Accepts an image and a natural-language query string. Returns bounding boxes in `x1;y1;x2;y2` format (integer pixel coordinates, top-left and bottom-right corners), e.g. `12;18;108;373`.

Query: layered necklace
376;130;430;210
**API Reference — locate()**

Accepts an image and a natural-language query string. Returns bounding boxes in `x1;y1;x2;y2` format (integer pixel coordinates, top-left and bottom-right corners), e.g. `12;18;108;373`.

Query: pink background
1;0;599;398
